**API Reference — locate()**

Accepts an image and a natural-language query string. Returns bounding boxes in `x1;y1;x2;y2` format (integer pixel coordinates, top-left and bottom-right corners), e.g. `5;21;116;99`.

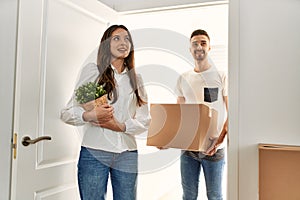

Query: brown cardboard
147;104;218;151
259;144;300;200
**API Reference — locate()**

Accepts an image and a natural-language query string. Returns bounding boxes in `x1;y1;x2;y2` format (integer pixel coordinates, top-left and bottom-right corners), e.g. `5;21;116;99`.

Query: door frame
0;0;19;199
227;0;240;199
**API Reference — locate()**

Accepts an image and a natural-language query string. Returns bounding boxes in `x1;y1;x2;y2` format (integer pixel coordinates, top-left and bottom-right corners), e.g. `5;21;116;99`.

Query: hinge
12;133;17;159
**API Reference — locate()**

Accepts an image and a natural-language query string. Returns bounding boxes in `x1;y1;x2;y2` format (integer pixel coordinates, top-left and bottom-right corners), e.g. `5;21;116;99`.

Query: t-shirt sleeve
222;71;228;97
175;75;184;97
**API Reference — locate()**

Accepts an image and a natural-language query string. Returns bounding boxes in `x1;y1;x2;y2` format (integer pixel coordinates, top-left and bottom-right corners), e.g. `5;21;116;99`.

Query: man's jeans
77;146;138;200
181;149;225;200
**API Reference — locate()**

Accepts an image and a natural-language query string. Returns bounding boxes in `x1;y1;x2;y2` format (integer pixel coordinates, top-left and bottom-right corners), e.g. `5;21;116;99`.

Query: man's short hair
190;29;210;41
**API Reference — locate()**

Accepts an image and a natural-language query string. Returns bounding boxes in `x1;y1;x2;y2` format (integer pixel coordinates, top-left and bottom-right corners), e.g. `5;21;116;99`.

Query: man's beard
194;50;206;60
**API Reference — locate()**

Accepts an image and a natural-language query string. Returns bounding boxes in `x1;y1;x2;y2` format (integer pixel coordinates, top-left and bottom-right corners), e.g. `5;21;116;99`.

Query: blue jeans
77;146;138;200
181;149;225;200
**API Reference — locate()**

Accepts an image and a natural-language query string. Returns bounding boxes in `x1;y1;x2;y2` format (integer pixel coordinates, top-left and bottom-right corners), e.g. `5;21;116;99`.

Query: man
175;29;228;200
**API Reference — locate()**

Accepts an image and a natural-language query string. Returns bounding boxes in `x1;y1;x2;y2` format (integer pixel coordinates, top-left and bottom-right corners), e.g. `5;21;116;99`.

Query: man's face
190;35;211;61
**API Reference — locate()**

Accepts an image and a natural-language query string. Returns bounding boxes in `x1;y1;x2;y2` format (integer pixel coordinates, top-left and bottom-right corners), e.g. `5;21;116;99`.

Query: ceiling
97;0;225;12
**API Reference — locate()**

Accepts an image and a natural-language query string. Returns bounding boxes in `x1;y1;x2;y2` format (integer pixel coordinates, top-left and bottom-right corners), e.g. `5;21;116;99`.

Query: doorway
119;3;229;199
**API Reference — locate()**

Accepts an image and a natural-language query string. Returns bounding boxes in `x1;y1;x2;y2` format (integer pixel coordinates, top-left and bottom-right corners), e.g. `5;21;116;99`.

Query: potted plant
75;82;107;111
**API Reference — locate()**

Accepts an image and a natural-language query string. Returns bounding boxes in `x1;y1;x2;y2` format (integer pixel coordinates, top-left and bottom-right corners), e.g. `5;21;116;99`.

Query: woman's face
110;28;131;60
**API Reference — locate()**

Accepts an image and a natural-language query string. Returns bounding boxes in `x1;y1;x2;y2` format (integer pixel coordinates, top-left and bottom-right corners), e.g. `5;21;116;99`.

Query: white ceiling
97;0;225;12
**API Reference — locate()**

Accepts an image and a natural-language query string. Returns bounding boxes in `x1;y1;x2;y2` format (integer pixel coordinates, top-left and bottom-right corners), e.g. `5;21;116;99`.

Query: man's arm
205;96;228;156
217;96;228;144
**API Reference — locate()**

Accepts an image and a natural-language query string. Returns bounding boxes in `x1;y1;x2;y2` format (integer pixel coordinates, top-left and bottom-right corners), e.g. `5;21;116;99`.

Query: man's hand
205;126;228;156
156;146;168;150
205;137;219;156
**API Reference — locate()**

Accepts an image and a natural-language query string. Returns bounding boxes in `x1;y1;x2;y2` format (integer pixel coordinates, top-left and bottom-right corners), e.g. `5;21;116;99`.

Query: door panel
12;0;118;199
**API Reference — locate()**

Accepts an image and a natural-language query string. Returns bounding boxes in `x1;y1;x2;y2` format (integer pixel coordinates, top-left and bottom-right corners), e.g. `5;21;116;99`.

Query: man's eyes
193;42;206;47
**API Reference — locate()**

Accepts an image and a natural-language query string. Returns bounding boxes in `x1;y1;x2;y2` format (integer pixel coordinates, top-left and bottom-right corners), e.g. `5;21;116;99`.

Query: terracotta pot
81;94;108;111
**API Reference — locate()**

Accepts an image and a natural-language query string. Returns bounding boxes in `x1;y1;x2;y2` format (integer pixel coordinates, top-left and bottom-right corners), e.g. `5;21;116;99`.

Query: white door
11;0;118;199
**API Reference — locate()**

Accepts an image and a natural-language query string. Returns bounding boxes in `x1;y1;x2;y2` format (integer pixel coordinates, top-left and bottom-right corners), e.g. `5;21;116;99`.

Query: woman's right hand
82;104;114;124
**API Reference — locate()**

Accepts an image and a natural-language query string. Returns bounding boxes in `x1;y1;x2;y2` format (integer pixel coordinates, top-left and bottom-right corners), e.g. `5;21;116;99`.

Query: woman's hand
94;117;126;132
82;104;114;124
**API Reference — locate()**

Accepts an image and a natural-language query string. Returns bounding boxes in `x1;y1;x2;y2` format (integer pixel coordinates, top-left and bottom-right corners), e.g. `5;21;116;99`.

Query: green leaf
75;82;107;104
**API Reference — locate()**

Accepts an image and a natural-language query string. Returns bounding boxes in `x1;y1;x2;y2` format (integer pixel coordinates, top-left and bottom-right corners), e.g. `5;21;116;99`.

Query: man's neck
194;60;211;72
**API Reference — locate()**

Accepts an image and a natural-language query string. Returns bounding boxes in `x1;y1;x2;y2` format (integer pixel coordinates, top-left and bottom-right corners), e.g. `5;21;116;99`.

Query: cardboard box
259;144;300;200
147;104;218;151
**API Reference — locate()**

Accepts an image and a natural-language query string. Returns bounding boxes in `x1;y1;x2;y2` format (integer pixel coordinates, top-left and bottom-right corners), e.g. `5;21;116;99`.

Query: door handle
22;136;52;146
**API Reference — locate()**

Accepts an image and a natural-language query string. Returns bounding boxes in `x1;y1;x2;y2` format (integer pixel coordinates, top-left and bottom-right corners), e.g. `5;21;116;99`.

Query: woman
60;25;151;200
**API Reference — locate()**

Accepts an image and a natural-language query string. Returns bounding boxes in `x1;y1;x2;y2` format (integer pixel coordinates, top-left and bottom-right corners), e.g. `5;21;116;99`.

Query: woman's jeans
77;146;138;200
181;149;225;200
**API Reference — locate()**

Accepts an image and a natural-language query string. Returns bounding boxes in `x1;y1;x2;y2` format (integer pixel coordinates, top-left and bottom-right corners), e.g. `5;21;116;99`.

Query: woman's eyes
113;36;120;41
112;36;130;41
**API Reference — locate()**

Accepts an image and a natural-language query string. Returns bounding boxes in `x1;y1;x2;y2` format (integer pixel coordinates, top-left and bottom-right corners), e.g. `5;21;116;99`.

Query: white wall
0;0;18;199
229;0;300;199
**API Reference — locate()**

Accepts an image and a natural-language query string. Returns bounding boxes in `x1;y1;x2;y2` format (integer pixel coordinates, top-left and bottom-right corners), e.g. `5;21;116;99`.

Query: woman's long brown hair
96;24;146;106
